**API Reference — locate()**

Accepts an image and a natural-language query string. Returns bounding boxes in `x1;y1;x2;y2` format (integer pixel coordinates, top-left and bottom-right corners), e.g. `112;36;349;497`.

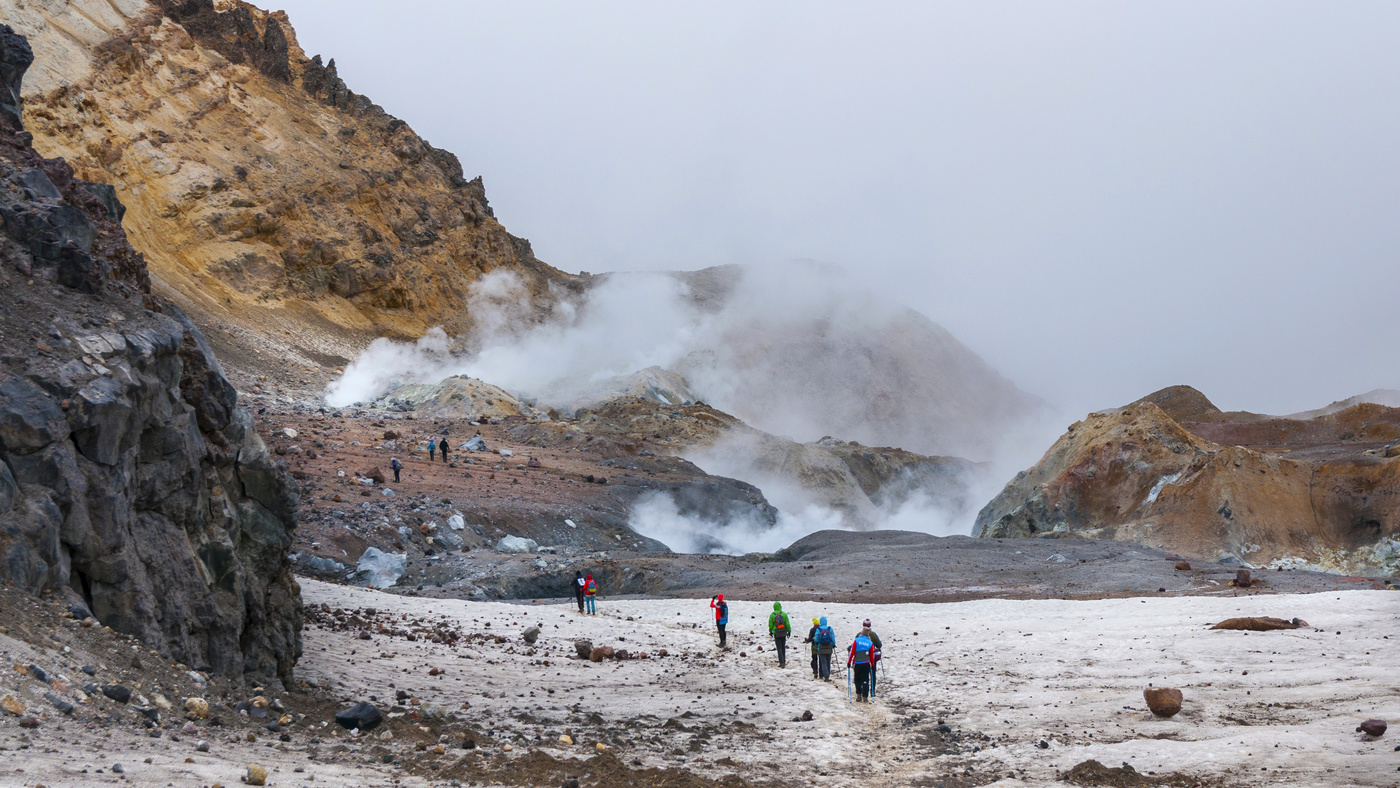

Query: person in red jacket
709;594;729;647
584;573;598;614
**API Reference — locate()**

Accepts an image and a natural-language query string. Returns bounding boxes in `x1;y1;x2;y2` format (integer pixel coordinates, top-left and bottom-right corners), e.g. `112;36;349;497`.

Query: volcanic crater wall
0;24;300;684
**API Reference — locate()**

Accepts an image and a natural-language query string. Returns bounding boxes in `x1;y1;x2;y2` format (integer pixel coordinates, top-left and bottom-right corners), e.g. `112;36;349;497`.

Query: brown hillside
11;0;582;375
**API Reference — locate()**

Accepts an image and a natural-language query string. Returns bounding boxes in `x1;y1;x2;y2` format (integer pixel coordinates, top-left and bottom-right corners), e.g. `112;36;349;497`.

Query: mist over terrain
280;0;1400;418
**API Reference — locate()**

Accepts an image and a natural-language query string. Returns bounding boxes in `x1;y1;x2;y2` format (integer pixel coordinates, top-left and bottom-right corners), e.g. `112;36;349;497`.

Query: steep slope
975;389;1400;575
0;25;300;683
8;0;582;378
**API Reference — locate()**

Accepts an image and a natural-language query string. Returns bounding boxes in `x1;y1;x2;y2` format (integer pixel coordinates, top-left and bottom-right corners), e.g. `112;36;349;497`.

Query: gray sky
274;0;1400;417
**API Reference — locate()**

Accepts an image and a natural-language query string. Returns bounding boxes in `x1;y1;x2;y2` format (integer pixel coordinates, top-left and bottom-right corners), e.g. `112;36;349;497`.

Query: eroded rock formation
975;386;1400;575
8;0;582;374
0;25;299;684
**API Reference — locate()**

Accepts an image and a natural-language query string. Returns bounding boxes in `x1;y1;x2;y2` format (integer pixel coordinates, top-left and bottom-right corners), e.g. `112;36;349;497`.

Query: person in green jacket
767;602;793;667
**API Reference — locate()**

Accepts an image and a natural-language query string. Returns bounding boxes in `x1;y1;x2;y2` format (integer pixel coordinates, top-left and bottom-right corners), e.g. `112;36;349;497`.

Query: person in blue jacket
710;594;729;647
848;630;875;702
814;617;836;680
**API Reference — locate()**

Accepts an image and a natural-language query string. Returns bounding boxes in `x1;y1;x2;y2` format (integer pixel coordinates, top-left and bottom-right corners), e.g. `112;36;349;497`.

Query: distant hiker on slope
440;434;449;462
803;617;821;678
814;617;836;680
573;570;587;614
427;438;437;461
584;573;598;614
710;594;729;647
848;629;875;702
391;457;402;483
768;602;792;667
860;618;884;696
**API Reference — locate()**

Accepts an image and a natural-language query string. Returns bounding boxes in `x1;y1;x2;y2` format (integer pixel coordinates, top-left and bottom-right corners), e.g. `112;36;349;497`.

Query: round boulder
1144;687;1183;718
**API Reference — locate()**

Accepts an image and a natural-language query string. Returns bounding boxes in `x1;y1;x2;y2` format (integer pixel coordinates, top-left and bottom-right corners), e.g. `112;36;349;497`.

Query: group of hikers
710;594;884;702
387;433;468;483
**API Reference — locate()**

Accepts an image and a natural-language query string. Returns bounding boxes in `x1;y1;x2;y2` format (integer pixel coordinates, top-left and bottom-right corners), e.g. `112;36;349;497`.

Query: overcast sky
273;1;1400;417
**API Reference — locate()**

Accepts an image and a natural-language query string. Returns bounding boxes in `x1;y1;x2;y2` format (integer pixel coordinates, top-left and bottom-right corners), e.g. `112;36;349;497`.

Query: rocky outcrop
8;0;583;380
0;27;299;684
975;387;1400;575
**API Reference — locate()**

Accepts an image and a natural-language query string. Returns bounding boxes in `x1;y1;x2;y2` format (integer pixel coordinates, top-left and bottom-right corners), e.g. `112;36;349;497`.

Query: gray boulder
356;548;407;588
460;435;488;452
495;535;538;554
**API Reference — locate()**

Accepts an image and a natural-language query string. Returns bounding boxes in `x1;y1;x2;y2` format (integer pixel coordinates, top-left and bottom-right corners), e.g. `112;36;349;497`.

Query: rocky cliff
0;24;300;684
975;385;1400;575
7;0;582;377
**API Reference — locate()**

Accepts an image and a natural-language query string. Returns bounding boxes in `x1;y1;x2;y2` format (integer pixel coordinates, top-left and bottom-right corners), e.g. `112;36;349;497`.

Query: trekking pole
846;664;852;702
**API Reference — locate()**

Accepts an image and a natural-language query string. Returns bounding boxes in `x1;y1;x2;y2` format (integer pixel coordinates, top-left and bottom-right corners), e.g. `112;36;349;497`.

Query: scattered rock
496;535;538;553
196;740;210;752
185;697;210;719
559;734;573;745
801;710;813;722
246;763;268;785
589;647;606;663
461;436;488;452
334;702;382;731
527;457;541;468
1210;617;1303;631
523;626;541;645
447;514;466;530
1174;561;1191;571
1144;687;1183;717
102;685;132;704
1358;719;1387;737
111;764;124;774
575;640;593;659
17;716;39;728
1;695;24;716
1233;569;1253;588
1038;739;1050;749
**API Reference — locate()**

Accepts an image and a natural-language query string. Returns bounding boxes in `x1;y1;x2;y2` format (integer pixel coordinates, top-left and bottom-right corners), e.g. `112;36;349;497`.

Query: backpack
585;579;597;594
852;635;872;664
717;601;728;621
773;613;788;636
817;626;835;648
575;577;585;590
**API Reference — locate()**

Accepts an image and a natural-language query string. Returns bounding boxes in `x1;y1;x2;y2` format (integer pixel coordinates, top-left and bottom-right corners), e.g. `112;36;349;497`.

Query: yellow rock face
0;695;24;716
13;0;581;372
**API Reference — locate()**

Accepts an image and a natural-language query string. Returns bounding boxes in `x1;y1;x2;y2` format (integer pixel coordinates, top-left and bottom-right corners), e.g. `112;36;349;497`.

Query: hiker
584;573;598;614
440;435;449;462
815;617;836;680
848;629;875;702
861;618;884;695
427;437;437;461
391;457;402;483
573;570;587;614
710;594;729;647
768;602;792;667
802;617;821;678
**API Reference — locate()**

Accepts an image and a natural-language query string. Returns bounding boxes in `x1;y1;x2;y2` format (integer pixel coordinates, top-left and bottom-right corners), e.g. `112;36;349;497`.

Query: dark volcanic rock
102;685;132;704
1357;719;1386;737
0;25;32;130
335;702;382;731
0;31;300;685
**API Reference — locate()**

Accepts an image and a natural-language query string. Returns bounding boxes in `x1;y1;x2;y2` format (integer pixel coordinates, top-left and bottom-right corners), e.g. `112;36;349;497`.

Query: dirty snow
298;580;1398;787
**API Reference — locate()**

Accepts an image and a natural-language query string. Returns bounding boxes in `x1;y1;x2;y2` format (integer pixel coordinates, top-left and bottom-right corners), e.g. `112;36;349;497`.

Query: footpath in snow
299;580;1398;787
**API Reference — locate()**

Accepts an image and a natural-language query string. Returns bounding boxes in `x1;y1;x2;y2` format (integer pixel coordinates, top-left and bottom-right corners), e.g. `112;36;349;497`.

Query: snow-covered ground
299;580;1399;787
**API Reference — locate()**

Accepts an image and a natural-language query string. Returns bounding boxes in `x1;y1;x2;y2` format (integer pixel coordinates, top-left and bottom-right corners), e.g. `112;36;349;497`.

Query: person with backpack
802;617;821;678
860;618;883;696
584;573;598;614
439;434;449;462
427;438;438;461
710;594;729;647
573;570;587;613
767;602;792;667
391;457;402;483
814;617;836;680
848;630;875;702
